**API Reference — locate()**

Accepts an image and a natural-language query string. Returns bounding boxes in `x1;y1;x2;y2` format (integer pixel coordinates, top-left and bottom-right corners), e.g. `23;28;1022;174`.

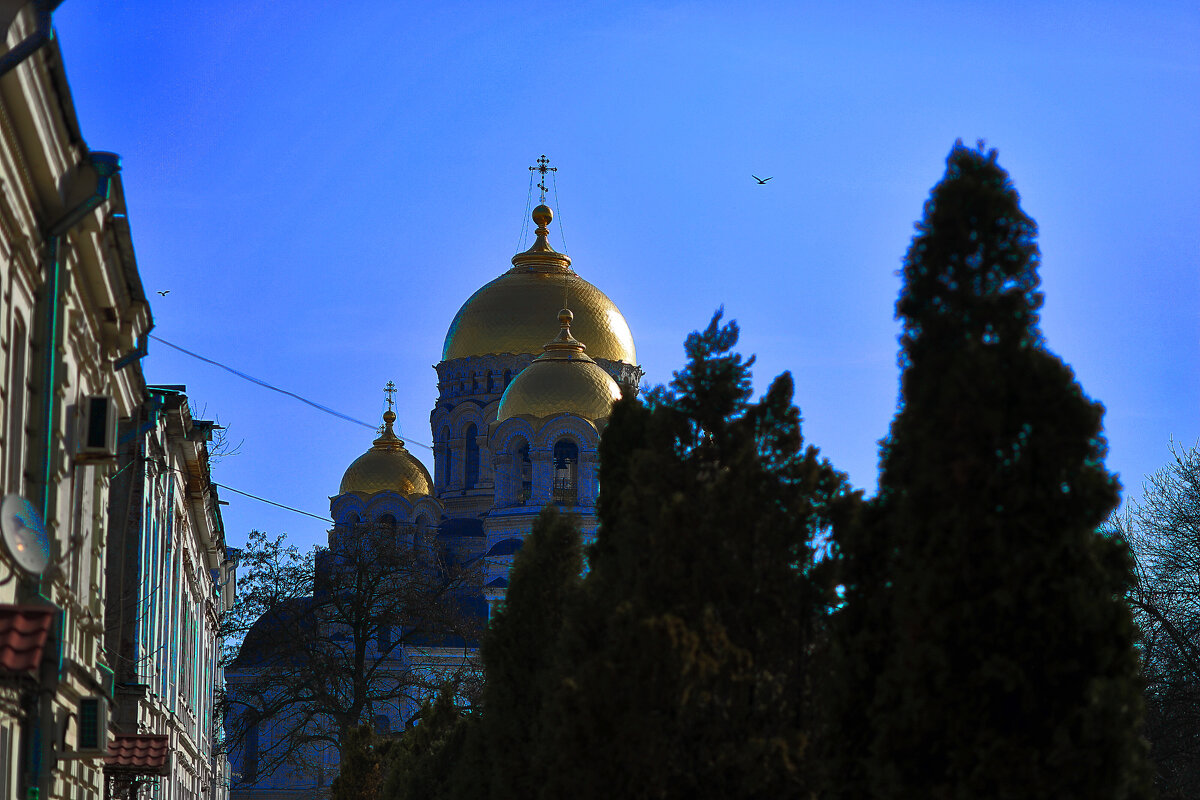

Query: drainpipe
35;150;121;526
27;146;121;800
0;0;62;79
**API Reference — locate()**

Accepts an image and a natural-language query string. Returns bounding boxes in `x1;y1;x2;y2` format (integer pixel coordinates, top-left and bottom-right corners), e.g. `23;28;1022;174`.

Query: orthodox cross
529;155;556;204
384;380;397;411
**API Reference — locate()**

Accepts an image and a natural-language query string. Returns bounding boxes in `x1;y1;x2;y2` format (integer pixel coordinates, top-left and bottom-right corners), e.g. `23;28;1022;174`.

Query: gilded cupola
441;202;637;365
339;406;432;498
495;308;623;424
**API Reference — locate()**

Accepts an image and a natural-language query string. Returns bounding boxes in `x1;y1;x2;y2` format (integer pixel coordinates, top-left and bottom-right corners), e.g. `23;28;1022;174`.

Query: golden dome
441;205;636;364
495;309;622;424
339;409;432;498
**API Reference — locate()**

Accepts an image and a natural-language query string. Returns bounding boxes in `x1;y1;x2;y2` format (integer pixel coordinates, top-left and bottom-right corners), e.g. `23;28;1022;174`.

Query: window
6;316;27;494
517;441;532;504
378;624;391;653
243;722;259;784
553;440;579;506
441;426;453;488
464;424;479;489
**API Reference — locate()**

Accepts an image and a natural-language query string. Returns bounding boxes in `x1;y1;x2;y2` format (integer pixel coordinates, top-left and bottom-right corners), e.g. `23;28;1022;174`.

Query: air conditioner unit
77;395;117;463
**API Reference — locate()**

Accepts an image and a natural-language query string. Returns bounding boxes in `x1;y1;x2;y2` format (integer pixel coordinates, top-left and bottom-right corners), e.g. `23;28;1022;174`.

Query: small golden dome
339;409;432;498
441;207;636;364
495;309;622;424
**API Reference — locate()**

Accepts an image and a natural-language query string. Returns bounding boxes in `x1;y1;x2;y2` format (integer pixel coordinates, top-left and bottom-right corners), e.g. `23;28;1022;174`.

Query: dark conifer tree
476;506;584;800
330;724;388;800
831;141;1151;799
539;313;853;800
380;682;473;800
380;508;583;800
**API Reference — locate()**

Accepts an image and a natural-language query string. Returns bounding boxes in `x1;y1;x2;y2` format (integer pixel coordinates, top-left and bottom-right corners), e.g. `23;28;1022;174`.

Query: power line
149;334;433;451
214;482;331;523
146;458;333;524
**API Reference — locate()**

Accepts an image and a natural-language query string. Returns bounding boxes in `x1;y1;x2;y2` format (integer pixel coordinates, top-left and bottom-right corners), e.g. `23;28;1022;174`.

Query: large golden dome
496;309;622;424
441;205;636;364
339;410;432;498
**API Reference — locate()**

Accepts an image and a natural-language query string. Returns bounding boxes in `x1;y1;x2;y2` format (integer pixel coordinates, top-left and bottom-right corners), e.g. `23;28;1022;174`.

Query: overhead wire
149;334;433;451
213;482;331;523
145;456;332;524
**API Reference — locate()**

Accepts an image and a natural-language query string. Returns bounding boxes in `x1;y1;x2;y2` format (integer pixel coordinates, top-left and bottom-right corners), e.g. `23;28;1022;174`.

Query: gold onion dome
339;409;432;498
441;204;636;364
495;308;623;424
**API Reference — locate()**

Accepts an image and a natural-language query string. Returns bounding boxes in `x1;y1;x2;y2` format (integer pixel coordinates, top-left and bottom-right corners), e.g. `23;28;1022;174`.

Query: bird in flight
752;175;773;184
157;290;170;296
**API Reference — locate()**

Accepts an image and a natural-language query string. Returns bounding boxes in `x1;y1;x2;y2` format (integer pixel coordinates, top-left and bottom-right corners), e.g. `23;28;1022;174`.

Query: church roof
486;538;524;557
232;596;317;669
495;307;622;424
339;408;432;498
441;204;636;365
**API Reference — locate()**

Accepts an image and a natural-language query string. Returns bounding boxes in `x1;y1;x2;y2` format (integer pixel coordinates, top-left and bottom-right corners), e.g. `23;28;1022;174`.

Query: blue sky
53;1;1199;553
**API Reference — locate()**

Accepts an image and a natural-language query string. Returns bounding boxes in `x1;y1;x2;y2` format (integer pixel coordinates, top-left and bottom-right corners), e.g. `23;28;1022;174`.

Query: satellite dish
1;494;50;575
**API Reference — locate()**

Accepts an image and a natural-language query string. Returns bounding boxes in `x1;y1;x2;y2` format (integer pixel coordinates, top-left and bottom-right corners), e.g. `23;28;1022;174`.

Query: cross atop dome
529;154;556;204
384;380;397;412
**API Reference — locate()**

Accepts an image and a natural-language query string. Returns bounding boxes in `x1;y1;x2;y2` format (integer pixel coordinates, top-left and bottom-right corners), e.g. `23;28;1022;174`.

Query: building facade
228;199;641;798
0;8;233;800
105;386;235;800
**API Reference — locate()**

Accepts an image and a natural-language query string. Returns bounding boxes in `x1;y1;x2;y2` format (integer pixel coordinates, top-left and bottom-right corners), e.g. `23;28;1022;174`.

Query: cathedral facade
228;198;641;798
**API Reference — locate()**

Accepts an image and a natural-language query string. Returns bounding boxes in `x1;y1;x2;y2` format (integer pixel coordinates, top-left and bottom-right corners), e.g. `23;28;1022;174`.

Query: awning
0;605;54;677
105;735;171;776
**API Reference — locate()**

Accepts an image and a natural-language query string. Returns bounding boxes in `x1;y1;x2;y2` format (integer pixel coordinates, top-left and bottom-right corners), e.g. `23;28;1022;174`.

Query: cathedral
228;172;642;796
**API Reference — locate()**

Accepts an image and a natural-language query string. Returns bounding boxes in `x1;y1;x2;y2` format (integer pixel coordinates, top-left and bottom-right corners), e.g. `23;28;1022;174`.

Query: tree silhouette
828;141;1151;799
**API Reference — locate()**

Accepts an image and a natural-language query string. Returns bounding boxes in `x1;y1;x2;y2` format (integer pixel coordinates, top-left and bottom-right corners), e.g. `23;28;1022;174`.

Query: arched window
515;439;532;504
503;369;512;388
486;372;495;393
244;722;260;783
464;424;479;489
378;513;396;530
441;426;453;488
553;439;579;506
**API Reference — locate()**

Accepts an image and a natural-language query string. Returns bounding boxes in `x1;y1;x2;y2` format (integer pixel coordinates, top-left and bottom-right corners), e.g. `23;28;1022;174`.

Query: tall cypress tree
477;506;584;800
381;508;583;800
540;313;853;799
834;141;1151;799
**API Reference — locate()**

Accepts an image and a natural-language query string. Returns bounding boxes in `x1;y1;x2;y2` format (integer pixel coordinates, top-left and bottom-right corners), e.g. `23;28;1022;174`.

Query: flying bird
157;290;170;296
752;175;773;184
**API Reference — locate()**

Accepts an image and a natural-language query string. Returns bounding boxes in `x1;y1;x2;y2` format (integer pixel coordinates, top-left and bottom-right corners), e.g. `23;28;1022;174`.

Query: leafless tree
220;523;482;785
1112;442;1200;799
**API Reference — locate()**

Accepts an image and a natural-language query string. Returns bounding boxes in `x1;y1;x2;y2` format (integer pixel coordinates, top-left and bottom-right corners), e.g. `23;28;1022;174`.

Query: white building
0;8;232;799
105;386;236;800
0;5;151;799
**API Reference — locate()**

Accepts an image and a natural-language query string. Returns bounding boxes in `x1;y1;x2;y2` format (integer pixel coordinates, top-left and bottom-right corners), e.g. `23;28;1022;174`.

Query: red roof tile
0;605;53;676
106;735;170;774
